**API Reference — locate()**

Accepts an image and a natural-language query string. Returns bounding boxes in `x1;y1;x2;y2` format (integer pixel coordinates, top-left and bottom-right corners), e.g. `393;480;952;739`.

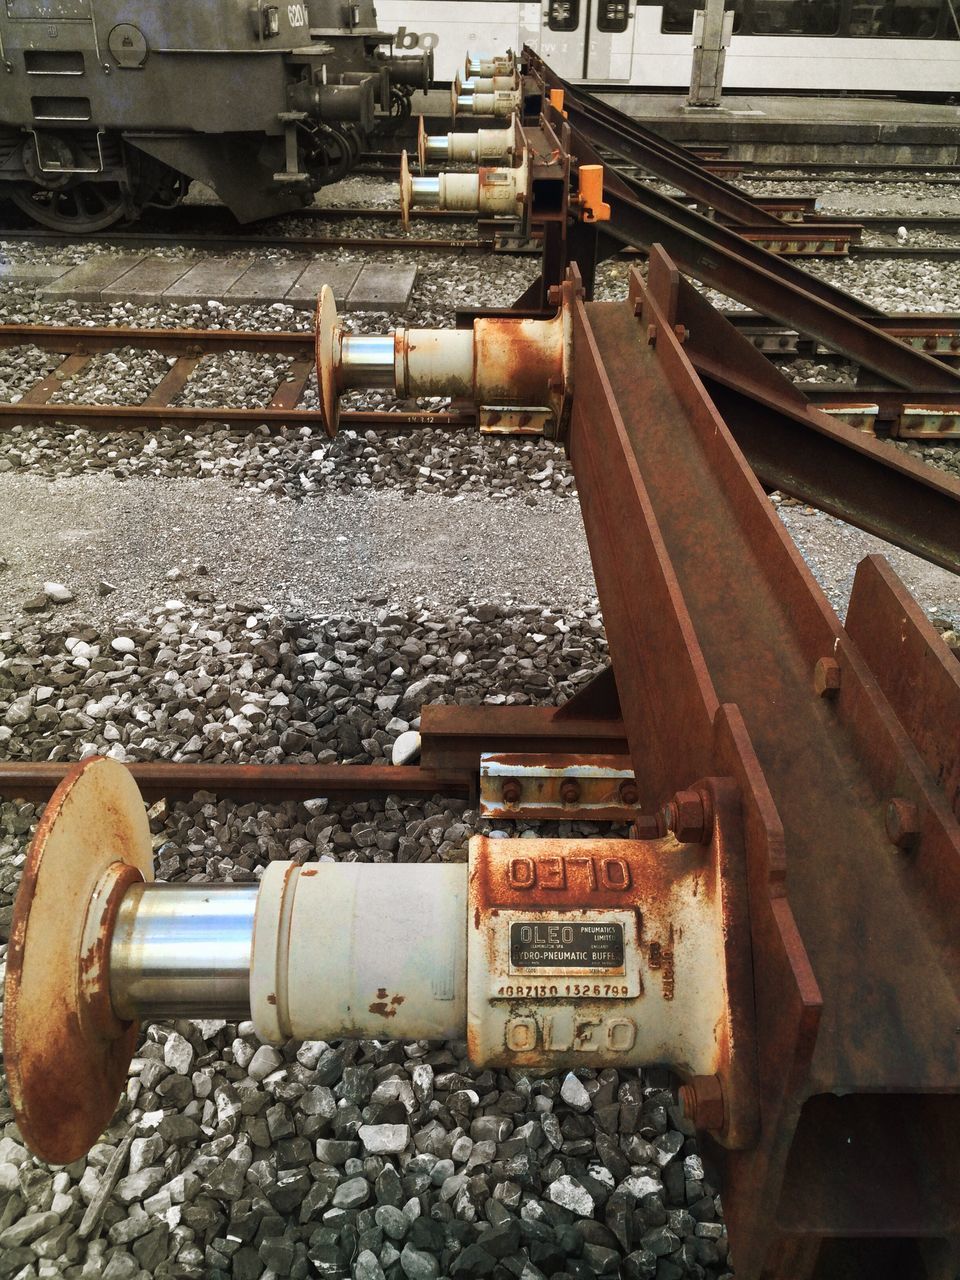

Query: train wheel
9;180;131;232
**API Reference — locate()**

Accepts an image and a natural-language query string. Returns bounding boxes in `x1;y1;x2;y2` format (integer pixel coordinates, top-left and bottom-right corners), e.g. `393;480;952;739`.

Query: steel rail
0;323;477;433
0;403;474;431
578;148;960;389
0;229;491;254
0;762;473;803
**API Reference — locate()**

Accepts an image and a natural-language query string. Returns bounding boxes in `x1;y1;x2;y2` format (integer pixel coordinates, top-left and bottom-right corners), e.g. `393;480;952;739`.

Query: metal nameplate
510;920;624;970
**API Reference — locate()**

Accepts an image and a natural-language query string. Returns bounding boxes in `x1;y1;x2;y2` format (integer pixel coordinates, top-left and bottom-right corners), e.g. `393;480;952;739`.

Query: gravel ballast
0;599;731;1280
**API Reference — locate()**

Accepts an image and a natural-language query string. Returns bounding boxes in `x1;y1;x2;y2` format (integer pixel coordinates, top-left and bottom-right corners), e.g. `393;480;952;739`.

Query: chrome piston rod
110;883;257;1020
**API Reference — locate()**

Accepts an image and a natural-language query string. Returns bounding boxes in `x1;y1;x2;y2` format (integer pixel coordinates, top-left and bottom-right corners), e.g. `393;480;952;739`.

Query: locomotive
0;0;432;231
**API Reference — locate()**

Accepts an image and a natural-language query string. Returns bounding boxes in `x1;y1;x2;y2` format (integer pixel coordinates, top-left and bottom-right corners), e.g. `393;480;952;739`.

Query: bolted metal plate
820;403;879;434
3;756;153;1164
478;407;550;436
480;752;642;821
897;405;960;438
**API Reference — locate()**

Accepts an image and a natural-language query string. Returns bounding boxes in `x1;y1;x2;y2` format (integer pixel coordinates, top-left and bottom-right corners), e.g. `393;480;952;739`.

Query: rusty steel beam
419;704;629;772
0;763;473;804
554;111;891;326
662;276;960;574
566;248;960;1277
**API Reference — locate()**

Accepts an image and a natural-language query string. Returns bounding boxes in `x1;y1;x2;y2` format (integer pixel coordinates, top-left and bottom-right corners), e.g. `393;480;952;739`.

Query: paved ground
0;255;418;311
2;471;958;630
0;474;596;625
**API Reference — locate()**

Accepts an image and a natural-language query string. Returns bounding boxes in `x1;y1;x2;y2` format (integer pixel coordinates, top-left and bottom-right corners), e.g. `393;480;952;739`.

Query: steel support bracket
479;752;641;821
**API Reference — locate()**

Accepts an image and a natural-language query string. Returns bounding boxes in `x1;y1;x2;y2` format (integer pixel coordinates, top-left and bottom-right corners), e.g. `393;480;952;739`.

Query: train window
547;0;580;30
742;1;840;34
848;1;945;37
661;1;741;33
597;0;631;32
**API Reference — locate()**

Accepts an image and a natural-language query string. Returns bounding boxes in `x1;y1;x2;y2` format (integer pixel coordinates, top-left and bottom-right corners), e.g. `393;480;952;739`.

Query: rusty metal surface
846;556;960;818
419;704;629;771
590;180;960;391
0;761;474;803
479;752;641;822
3;758;154;1164
466;809;759;1148
660;274;960;574
567;248;960;1275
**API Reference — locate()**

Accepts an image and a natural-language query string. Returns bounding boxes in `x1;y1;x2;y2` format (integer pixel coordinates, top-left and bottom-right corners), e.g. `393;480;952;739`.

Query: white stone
547;1174;594;1216
43;581;73;603
560;1071;592;1111
359;1124;411;1154
623;1174;664;1201
247;1044;284;1081
111;637;136;654
391;729;421;766
163;1031;195;1076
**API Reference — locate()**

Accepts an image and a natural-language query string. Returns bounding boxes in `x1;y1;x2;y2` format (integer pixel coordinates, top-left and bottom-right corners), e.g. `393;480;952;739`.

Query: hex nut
663;789;710;844
618;779;640;807
885;797;920;850
813;656;841;698
678;1075;725;1131
559;779;581;806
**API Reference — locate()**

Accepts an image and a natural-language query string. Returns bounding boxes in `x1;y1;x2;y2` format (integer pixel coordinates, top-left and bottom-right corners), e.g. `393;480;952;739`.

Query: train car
372;0;960;92
0;0;431;230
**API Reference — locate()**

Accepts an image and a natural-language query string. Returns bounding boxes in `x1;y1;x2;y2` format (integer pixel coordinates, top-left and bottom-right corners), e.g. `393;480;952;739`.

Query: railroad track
0;203;493;255
0;323;473;434
2;321;960;439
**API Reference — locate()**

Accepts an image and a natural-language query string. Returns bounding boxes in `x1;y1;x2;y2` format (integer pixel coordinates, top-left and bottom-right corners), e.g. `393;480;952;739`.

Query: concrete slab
285;260;361;309
0;262;71;284
347;263;417;312
594;90;960;163
226;259;307;304
40;254;143;303
162;257;249;304
100;256;192;304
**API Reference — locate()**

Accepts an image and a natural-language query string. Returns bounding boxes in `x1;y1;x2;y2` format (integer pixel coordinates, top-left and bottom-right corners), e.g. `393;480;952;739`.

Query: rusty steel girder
566;247;960;1278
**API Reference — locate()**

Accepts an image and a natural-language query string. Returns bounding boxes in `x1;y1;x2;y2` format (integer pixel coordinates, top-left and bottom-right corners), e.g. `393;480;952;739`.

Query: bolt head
559;779;580;806
618;780;639;807
814;656;841;697
501;778;522;806
679;1075;724;1131
885;797;920;849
